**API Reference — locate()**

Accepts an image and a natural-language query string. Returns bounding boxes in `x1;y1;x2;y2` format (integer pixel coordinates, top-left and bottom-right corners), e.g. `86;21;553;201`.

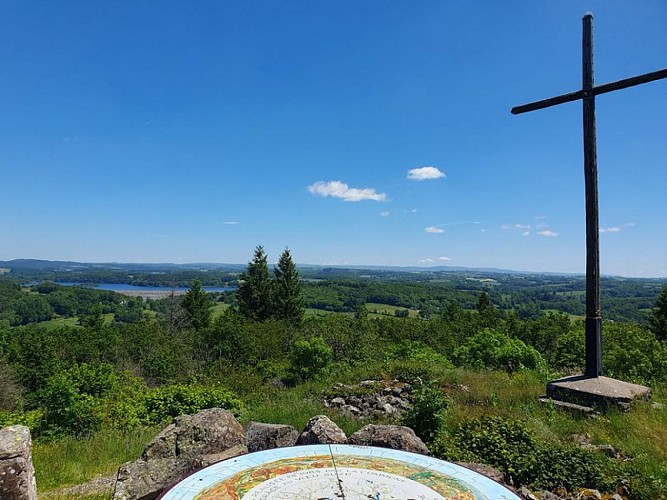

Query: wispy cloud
308;181;387;202
625;222;635;227
538;230;559;237
425;226;445;234
223;221;239;225
437;256;452;261
600;227;621;233
419;258;435;263
515;224;531;229
380;211;390;217
521;231;530;237
407;166;446;181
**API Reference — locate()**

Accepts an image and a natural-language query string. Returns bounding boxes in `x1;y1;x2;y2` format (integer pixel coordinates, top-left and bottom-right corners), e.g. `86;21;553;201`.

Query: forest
0;252;666;498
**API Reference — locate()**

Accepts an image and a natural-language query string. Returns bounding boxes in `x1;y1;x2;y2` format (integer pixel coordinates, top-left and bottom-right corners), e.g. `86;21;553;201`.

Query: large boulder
0;425;37;500
296;415;347;445
347;424;429;455
246;422;298;452
113;408;246;500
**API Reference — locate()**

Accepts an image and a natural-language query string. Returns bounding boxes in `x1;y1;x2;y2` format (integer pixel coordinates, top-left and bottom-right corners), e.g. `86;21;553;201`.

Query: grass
33;427;159;493
210;302;230;318
366;303;419;318
35;313;116;330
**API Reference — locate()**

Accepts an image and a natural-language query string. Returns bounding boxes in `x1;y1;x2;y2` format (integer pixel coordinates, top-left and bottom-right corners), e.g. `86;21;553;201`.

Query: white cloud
501;224;512;230
538;230;559;237
380;211;390;217
407;166;446;181
425;226;445;234
481;228;487;232
521;231;530;237
600;227;622;233
437;256;452;261
625;222;635;227
308;180;387;202
536;223;548;229
534;215;548;220
419;258;435;263
223;221;239;225
515;224;531;229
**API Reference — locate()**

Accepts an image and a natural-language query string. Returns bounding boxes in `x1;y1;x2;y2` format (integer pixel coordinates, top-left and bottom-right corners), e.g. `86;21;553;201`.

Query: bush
453;329;546;372
138;384;242;425
289;337;333;382
401;384;449;443
390;340;453;367
432;416;636;494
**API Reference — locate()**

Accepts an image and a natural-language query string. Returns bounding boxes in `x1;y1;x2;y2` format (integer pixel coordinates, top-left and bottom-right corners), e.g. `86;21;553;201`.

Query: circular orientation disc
160;444;519;500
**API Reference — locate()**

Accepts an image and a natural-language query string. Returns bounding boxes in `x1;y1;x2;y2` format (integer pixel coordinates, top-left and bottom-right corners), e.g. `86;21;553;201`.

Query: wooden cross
512;13;666;378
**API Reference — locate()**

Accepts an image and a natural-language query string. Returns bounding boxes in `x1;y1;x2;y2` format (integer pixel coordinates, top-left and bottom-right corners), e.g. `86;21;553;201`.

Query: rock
651;401;664;410
246;422;298;453
341;405;361;416
536;491;563;500
455;462;504;483
577;489;602;500
518;486;538;499
296;415;347;445
382;403;398;416
608;495;623;500
330;397;346;406
347;425;429;455
198;444;248;468
113;408;245;500
0;425;37;500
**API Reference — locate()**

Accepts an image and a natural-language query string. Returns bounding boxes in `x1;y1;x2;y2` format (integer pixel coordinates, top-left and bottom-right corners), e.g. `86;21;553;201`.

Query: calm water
55;282;235;293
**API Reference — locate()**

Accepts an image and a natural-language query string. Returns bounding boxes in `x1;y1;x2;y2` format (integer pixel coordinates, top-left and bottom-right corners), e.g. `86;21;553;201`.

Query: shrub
289;337;333;382
401;384;449;443
432;416;636;494
453;329;546;372
138;384;242;425
390;340;453;367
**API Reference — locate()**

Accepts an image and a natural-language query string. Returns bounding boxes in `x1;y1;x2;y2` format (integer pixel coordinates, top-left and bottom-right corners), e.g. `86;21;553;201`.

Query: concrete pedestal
545;375;651;412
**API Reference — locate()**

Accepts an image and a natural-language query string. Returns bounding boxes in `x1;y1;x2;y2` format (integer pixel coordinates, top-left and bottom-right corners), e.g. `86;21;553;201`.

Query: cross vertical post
582;13;602;377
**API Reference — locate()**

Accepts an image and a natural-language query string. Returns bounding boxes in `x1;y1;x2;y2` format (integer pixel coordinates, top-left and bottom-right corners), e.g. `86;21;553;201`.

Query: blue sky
1;1;665;277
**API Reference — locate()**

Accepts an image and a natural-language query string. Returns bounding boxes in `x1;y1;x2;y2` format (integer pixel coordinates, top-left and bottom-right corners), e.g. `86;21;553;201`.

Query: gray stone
537;397;600;417
536;491;562;500
577;489;602;500
347;425;429;455
296;415;347;445
455;462;504;483
518;486;538;499
330;397;346;406
246;422;298;453
0;426;37;500
546;375;651;412
113;408;245;500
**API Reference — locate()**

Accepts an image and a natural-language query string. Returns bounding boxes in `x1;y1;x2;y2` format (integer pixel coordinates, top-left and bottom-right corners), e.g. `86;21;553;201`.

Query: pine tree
273;248;304;325
181;279;211;329
237;245;273;321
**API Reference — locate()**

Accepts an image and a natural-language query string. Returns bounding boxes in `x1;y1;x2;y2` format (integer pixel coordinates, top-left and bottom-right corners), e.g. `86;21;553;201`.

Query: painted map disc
160;444;520;500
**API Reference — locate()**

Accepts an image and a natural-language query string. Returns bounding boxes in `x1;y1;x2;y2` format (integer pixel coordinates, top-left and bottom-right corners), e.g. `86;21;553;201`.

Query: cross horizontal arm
511;89;583;115
593;68;667;97
511;67;667;115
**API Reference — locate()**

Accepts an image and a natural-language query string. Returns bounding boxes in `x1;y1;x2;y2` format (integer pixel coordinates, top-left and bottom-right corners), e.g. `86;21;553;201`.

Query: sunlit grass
33;427;158;493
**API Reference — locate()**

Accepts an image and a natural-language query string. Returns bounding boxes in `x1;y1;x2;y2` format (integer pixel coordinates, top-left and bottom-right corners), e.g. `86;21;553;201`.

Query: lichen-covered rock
246;422;298;452
347;424;429;455
0;425;37;500
296;415;347;445
113;408;245;500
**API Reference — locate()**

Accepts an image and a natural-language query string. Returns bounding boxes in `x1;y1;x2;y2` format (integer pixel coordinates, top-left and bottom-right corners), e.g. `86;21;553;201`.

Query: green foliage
237;245;273;321
433;416;630;493
453;329;547;372
138;384;242;425
181;279;212;329
40;372;104;436
273;248;304;325
649;285;667;341
603;323;667;384
289;337;333;382
390;340;453;367
402;384;449;443
0;409;45;435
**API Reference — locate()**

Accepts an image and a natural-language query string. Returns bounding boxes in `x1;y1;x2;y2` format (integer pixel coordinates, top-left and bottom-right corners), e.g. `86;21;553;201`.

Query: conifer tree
273;248;304;325
182;279;211;329
649;286;667;342
237;245;273;321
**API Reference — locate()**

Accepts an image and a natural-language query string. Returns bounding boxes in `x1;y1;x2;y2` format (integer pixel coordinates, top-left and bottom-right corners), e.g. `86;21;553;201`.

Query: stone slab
537;397;599;416
546;375;651;411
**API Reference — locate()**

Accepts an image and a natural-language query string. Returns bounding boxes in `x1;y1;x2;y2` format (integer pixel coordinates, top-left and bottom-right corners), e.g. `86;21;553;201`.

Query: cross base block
546;375;651;412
